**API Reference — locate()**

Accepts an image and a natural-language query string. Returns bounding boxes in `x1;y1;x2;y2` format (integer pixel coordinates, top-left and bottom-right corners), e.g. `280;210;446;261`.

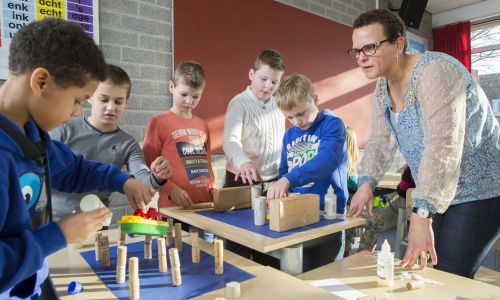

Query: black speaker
398;0;428;29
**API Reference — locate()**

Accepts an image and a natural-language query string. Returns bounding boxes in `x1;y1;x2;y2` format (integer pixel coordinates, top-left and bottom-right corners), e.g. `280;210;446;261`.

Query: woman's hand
347;183;374;217
400;214;437;269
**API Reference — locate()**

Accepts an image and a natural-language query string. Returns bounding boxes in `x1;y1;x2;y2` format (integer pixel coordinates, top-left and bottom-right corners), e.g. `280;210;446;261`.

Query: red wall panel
174;0;375;152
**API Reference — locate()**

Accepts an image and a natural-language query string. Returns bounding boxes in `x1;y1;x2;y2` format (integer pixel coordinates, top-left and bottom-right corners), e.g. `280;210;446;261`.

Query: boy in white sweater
222;49;286;262
223;49;286;192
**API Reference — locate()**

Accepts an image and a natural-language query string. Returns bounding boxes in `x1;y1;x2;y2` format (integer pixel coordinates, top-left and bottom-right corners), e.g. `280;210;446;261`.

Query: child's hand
150;156;172;180
266;178;290;200
235;162;262;185
170;187;194;209
123;178;156;213
347;183;374;217
57;208;111;244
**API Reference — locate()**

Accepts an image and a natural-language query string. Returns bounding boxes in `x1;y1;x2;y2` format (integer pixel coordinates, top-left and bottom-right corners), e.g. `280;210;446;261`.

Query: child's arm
49;140;155;212
57;208;111;243
223;100;261;184
267;177;290;200
169;187;194;208
0;184;67;294
268;139;291;199
149;156;172;184
127;140;170;189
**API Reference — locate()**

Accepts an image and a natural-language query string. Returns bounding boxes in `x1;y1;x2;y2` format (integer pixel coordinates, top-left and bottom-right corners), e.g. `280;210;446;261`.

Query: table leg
280;243;303;275
495;249;500;272
395;196;407;259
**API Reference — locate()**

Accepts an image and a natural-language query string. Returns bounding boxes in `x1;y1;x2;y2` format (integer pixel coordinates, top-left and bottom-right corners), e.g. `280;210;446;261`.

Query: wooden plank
269;194;320;232
213;186;251;212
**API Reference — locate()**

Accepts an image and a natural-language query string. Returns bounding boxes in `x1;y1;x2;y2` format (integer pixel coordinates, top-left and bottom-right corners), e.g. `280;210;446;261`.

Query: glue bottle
377;239;394;287
324;185;337;220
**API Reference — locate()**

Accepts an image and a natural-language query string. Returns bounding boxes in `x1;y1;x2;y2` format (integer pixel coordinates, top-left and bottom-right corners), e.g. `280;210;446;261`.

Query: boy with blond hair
0;18;155;298
50;64;171;221
142;61;215;211
267;74;348;271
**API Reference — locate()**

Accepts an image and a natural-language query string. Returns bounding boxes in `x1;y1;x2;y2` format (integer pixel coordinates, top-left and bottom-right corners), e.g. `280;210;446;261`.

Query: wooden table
161;206;365;275
377;172;401;189
297;251;500;299
47;229;338;299
192;266;340;299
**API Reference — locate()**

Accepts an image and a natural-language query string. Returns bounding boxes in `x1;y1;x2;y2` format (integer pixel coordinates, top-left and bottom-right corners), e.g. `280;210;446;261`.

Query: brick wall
96;0;174;226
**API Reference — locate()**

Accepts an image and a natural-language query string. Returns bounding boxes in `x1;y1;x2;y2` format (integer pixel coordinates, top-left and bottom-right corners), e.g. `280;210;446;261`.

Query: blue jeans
432;196;500;278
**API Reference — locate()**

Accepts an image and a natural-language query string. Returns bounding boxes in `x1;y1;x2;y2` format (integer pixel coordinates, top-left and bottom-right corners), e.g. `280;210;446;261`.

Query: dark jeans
432;195;500;278
224;170;276;195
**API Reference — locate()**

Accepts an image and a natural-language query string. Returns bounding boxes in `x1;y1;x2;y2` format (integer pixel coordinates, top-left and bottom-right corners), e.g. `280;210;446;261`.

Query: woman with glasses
347;9;500;279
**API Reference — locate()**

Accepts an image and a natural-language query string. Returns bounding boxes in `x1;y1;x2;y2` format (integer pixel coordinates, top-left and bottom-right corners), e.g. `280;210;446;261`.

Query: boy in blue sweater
267;74;348;271
0;18;155;299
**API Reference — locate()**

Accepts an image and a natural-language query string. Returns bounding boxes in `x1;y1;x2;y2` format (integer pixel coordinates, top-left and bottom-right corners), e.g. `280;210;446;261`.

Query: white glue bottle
324;185;337;220
377;239;394;286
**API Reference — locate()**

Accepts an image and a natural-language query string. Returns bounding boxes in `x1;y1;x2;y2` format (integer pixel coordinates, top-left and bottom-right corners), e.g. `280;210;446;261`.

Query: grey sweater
49;117;163;221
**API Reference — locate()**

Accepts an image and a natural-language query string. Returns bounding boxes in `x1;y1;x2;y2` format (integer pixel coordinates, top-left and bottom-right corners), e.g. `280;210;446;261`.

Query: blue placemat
196;208;344;239
80;238;255;299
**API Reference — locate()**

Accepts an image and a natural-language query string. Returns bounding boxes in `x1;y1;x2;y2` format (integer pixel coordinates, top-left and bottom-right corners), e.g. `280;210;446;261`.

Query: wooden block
213;186;251;212
269;194;320;232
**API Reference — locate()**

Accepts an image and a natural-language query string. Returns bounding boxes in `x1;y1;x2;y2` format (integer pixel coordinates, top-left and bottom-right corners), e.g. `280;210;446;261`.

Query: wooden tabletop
161;207;366;253
192;266;339;299
377;172;401;190
297;251;500;299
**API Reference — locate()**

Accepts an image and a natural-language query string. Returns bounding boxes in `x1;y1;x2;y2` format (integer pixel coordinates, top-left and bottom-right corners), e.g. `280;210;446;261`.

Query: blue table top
80;238;255;299
196;208;344;239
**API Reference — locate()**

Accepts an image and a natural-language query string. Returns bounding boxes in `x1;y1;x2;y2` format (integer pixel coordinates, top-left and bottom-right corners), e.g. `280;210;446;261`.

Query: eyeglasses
347;39;390;59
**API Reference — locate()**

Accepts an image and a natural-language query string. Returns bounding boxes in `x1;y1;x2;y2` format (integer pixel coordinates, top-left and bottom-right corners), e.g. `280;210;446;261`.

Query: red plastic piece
133;208;162;220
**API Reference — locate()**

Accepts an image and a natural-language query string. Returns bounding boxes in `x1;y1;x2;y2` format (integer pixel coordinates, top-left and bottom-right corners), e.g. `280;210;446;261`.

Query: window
471;19;500;115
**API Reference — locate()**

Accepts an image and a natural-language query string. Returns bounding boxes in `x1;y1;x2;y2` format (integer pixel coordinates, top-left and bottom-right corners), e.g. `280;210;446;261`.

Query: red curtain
433;21;471;72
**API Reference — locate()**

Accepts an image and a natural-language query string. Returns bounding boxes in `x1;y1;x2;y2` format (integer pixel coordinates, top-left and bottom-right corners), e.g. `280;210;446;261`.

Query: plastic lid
381;239;391;252
68;281;84;294
80;194;104;212
80;194;111;226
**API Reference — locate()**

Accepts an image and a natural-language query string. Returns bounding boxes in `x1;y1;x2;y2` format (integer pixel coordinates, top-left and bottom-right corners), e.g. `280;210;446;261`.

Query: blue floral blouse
358;51;500;213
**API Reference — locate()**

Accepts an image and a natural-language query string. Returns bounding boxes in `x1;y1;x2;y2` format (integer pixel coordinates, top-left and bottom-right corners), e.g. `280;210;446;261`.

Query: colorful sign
0;0;99;79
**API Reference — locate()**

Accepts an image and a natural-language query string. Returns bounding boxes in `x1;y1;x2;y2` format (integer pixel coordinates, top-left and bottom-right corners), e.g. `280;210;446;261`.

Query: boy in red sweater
143;61;215;211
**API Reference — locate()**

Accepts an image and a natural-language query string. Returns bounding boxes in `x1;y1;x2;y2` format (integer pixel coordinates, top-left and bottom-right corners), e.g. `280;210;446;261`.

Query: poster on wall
406;31;428;54
0;0;99;80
